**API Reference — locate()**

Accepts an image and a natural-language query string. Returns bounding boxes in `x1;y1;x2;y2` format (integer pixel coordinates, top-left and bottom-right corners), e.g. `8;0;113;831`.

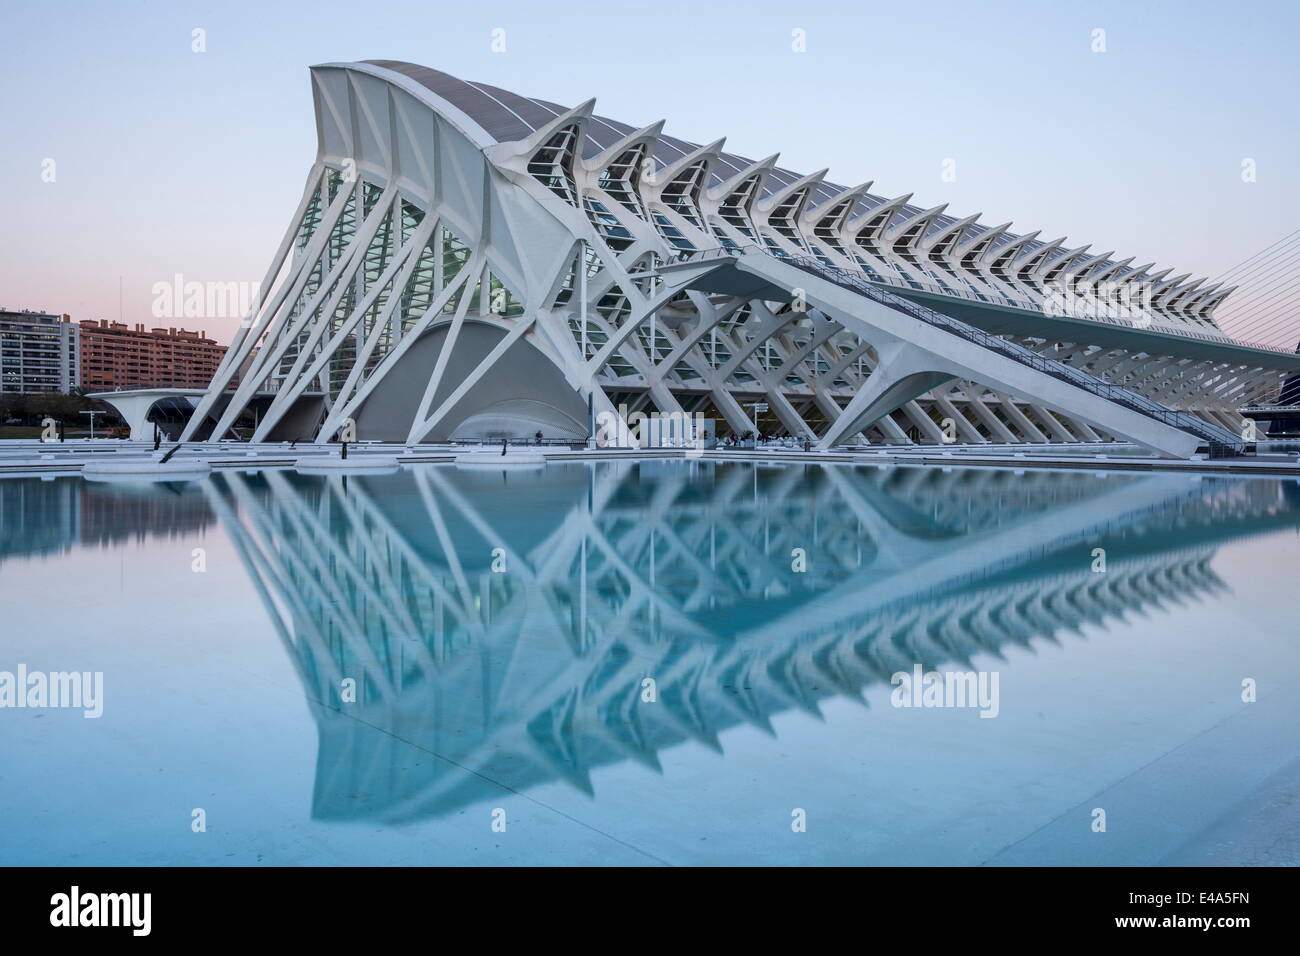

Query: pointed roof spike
1119;262;1156;281
1185;281;1224;307
484;96;596;164
1057;246;1110;278
757;167;829;211
1015;235;1068;272
707;153;780;200
1040;243;1093;277
644;136;727;193
1164;276;1207;308
990;229;1042;260
846;192;914;238
882;202;949;242
1153;272;1192;295
952;220;1011;256
801;180;874;223
1089;255;1135;282
1180;282;1226;318
582;118;666;171
1137;267;1174;288
1199;286;1236;314
920;212;982;254
366;64;1223;305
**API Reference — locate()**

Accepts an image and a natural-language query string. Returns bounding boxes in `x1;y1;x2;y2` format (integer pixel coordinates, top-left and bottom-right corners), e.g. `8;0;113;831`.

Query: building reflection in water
205;463;1300;819
0;476;215;568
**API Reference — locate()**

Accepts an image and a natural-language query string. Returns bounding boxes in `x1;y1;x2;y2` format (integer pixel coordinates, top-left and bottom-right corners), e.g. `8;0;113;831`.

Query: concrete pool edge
1;440;1299;478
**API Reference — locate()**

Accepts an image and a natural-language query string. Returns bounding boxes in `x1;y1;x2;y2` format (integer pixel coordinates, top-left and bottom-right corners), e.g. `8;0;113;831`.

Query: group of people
719;432;815;452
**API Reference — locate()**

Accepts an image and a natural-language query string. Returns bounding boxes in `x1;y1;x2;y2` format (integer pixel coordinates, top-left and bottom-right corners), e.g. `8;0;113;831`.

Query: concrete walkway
2;438;1298;477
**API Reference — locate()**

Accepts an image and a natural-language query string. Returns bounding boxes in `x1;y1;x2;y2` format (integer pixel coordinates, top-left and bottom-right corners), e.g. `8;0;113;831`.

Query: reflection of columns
202;460;1295;822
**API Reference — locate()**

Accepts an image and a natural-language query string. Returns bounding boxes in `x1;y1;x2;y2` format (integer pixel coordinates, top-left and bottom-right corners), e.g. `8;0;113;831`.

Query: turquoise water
1;460;1298;866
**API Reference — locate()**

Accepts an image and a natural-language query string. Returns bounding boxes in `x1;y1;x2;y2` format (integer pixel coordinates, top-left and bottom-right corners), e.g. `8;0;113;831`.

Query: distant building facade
78;321;227;391
0;309;80;394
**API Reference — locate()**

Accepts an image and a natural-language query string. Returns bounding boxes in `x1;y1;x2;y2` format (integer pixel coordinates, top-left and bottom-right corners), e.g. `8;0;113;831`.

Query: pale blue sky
2;0;1296;344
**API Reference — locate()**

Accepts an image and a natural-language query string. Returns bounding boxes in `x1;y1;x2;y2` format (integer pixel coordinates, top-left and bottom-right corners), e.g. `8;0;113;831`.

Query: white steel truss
180;61;1300;450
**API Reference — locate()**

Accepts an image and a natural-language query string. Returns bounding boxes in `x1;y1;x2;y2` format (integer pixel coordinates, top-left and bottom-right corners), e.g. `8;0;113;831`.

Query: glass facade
0;309;79;394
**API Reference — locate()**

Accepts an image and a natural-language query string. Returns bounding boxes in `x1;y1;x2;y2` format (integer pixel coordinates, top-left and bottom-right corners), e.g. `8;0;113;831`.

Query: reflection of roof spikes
205;465;1297;822
525;721;598;796
766;649;827;720
737;473;1217;651
598;705;665;774
657;672;725;753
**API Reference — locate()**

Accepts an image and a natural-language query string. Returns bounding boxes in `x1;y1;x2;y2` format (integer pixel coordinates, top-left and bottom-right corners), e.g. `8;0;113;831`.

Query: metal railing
859;272;1290;353
447;437;588;448
676;245;1292;356
683;245;1244;448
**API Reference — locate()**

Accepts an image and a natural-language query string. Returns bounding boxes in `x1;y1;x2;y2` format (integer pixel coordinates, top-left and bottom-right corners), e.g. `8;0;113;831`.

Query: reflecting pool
1;461;1298;865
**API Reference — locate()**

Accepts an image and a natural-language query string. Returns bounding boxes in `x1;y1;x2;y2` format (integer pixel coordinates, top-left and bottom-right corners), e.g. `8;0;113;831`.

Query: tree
0;392;24;422
22;392;82;422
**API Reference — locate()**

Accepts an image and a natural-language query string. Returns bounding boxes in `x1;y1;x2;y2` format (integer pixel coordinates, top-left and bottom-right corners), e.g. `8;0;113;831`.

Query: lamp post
79;409;105;439
581;239;596;449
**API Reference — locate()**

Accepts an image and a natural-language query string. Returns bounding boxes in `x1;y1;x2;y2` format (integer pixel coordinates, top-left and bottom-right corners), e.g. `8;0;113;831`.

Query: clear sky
2;0;1297;345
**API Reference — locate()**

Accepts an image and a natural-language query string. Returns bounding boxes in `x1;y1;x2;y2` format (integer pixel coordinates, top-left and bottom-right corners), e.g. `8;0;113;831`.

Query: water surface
1;460;1297;865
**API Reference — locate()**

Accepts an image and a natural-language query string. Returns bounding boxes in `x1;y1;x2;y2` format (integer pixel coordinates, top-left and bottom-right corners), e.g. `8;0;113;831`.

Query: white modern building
174;61;1300;456
0;309;79;394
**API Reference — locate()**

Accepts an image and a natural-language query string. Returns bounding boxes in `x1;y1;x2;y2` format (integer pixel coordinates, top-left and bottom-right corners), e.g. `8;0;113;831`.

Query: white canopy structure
177;61;1300;455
